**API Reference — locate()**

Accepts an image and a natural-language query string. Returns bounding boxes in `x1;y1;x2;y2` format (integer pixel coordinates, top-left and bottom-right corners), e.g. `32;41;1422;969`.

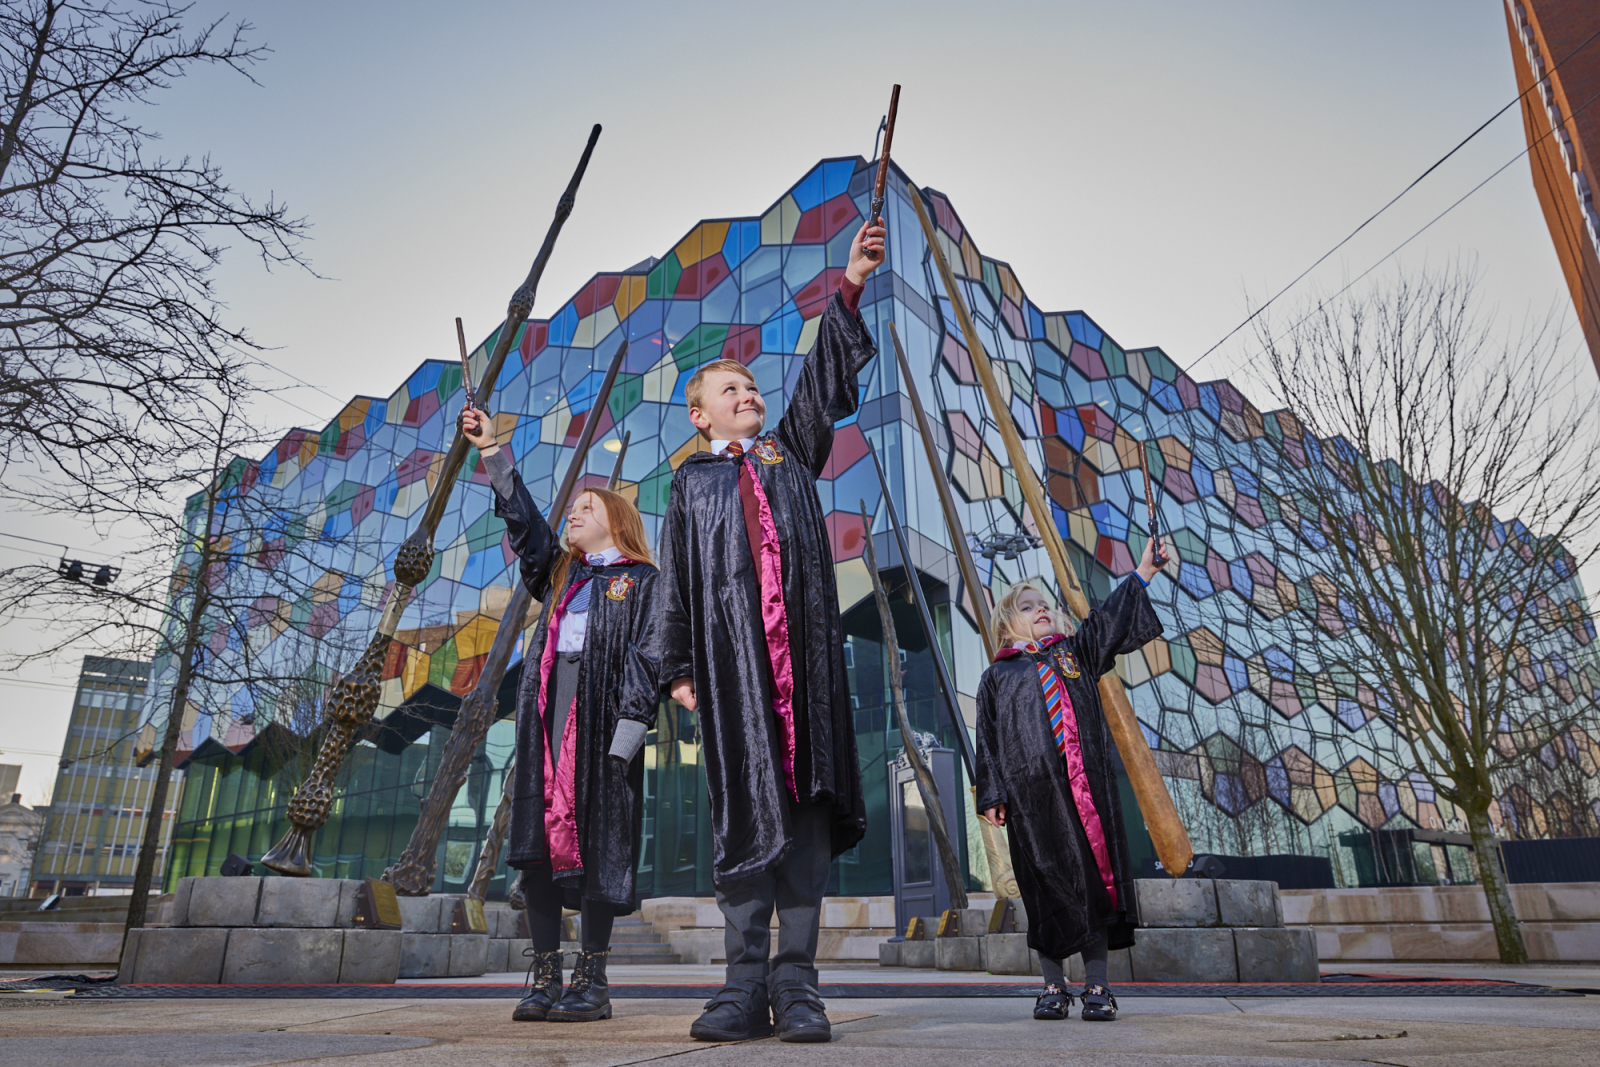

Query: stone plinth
880;880;1319;984
116;877;484;985
1282;883;1600;962
0;922;123;967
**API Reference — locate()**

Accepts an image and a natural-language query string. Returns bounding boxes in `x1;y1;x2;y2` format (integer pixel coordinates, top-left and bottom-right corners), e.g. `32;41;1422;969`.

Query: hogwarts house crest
752;438;784;465
1054;648;1082;679
606;575;636;601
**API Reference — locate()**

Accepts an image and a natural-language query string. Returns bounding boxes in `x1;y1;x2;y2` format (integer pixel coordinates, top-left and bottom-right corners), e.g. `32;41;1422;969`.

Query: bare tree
0;377;378;931
1254;268;1600;963
0;0;306;516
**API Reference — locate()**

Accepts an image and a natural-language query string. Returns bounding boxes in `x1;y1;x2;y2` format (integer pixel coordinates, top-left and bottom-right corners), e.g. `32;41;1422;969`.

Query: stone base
1128;927;1238;982
935;936;981;971
119;927;402;985
0;921;123;967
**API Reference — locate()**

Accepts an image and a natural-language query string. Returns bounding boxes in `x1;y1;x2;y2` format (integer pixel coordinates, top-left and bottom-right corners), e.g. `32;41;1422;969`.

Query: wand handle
1140;443;1168;566
456;316;475;411
866;84;901;260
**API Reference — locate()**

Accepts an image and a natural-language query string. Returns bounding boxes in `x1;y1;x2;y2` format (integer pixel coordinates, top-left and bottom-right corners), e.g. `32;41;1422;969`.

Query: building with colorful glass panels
155;155;1600;897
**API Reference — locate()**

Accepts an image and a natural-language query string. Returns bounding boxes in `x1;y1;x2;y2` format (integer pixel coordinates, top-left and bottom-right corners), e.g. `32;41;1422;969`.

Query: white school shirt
555;546;623;652
710;437;757;457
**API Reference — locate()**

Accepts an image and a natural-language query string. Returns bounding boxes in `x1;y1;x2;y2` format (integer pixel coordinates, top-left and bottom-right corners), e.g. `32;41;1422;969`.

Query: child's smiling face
689;369;766;441
1013;587;1059;642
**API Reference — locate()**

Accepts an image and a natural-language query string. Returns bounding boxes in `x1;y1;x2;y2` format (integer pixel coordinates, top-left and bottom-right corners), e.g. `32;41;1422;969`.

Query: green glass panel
437;364;462;403
608;374;644;421
1170;635;1197;684
1100;336;1127;377
647;253;681;300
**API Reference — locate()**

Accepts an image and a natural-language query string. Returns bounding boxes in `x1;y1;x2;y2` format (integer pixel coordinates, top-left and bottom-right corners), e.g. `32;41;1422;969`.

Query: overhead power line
1184;22;1600;377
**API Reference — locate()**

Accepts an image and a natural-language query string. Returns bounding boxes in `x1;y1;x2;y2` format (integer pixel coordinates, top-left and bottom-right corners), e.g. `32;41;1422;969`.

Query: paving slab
3;994;1599;1066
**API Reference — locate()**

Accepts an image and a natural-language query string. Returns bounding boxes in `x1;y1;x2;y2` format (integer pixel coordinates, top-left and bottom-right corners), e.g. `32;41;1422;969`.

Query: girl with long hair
975;538;1167;1023
462;404;660;1024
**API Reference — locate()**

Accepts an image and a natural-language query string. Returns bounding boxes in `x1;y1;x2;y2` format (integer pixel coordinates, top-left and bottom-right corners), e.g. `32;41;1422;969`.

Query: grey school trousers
716;796;832;989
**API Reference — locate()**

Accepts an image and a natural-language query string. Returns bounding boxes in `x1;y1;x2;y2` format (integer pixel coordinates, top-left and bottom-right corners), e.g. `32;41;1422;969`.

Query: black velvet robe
975;577;1163;960
656;291;871;887
496;467;660;914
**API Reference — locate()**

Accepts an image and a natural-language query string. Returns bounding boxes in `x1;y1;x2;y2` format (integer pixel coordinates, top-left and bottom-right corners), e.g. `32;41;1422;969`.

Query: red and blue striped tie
1035;655;1119;909
1038;660;1070;759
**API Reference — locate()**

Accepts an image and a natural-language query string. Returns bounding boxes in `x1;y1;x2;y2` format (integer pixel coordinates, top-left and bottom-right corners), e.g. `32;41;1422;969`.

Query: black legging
520;864;615;954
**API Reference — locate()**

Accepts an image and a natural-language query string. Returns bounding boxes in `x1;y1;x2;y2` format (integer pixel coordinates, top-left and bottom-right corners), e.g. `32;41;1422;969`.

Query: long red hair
547;487;656;598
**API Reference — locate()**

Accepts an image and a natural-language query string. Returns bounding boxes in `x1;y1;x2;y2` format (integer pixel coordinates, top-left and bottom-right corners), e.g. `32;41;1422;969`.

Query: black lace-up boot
512;949;563;1021
689;978;772;1041
549;949;612;1022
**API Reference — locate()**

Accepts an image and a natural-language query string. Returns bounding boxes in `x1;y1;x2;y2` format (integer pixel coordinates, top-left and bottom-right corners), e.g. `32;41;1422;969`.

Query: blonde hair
991;580;1076;648
684;358;755;411
549;487;656;597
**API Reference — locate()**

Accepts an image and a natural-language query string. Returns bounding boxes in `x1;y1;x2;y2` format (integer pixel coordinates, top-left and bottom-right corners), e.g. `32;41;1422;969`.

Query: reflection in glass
901;779;931;885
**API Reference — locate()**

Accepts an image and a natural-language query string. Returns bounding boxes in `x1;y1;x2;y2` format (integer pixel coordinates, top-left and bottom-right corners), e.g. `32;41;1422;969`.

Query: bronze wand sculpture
905;181;1194;879
262;124;604;877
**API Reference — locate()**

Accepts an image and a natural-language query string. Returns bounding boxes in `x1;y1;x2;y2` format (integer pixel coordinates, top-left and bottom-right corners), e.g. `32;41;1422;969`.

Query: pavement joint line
255;1004;413;1032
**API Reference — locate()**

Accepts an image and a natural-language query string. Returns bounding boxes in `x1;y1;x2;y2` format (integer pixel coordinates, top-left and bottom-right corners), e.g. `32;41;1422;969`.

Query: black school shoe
548;949;611;1022
689;979;773;1041
1079;983;1118;1021
511;949;563;1021
771;978;831;1043
1033;984;1074;1020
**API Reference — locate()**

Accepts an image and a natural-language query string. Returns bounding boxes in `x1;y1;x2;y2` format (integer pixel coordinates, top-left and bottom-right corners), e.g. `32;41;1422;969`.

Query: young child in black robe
976;537;1167;1022
462;405;660;1024
655;216;885;1043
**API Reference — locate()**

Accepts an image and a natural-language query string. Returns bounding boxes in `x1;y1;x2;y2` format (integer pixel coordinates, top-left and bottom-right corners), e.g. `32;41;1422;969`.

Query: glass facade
157;155;1600;896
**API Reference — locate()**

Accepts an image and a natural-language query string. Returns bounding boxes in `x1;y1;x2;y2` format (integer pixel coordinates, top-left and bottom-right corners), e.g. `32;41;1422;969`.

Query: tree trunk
120;646;195;944
1465;801;1527;964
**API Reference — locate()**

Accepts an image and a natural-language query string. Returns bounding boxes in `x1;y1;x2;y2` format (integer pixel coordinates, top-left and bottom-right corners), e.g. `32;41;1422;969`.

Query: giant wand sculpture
262;125;604;877
905;182;1194;880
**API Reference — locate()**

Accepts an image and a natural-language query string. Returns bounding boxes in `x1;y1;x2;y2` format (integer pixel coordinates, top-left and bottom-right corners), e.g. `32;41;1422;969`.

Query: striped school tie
1038;660;1071;759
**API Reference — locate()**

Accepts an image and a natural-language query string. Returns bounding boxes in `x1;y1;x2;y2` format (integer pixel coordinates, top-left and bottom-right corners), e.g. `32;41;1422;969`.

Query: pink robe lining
743;453;800;802
537;577;584;873
1044;649;1118;911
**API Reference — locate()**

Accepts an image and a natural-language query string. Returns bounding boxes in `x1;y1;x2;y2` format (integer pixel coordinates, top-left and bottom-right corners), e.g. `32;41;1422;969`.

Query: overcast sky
2;0;1589;802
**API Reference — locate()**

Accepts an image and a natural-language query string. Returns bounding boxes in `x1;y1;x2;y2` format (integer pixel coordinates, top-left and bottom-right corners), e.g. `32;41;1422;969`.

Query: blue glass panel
782;246;825;293
741;245;781;288
548;304;579;347
1229;558;1254;599
822;159;855;200
664;300;700;345
702;273;739;324
741;278;783;325
1036;375;1067;410
1028;304;1045;339
1064;312;1104;350
792;166;826;212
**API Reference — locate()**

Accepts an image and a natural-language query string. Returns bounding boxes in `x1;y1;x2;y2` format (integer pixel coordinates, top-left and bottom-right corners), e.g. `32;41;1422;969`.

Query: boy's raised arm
775;218;886;478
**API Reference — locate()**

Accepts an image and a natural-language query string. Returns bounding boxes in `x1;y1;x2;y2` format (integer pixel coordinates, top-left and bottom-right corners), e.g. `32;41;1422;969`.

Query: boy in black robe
976;537;1166;1022
656;217;885;1042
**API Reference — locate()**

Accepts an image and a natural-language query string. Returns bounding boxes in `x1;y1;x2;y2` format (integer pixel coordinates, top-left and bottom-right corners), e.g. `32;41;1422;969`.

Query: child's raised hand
846;218;888;286
983;804;1007;828
460;403;496;453
670;676;697;712
1136;536;1168;584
